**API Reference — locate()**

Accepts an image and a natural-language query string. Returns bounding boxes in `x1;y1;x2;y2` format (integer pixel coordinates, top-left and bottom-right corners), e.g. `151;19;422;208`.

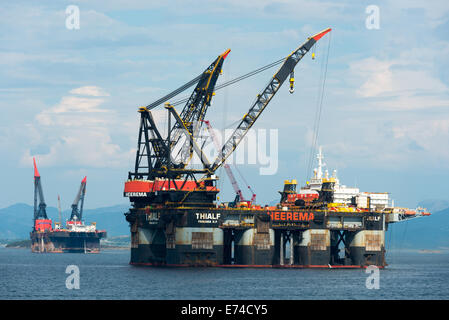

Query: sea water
0;247;448;300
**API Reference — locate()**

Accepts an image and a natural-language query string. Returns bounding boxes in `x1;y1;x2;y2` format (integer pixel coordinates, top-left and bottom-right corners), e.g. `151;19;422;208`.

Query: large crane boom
171;49;230;140
33;157;48;223
167;49;230;166
209;28;331;173
69;176;86;222
144;49;229;111
130;49;230;180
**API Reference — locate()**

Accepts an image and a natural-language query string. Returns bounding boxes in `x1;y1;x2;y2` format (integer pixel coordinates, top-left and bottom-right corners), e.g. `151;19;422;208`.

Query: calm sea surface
0;247;448;300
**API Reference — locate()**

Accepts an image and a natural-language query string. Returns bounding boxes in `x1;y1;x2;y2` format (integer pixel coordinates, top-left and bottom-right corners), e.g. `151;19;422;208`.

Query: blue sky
1;0;448;210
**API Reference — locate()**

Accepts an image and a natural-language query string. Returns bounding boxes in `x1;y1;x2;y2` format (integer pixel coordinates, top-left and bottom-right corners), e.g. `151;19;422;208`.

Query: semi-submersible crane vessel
30;158;106;253
124;28;429;267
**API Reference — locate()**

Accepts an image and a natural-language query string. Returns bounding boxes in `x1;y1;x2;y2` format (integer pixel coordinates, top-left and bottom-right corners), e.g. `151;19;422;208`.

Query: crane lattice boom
70;176;86;222
210;28;331;173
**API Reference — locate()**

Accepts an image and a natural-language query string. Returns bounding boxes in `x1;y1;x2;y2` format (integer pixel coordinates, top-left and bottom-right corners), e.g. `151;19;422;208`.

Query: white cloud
351;59;394;98
22;129;135;168
386;0;449;28
391;118;449;162
51;96;106;114
35;92;109;126
70;86;110;97
349;50;449;110
2;0;449;209
24;87;134;168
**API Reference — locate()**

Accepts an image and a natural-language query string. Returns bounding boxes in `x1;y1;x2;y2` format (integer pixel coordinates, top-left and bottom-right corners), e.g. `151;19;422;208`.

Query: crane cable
170;57;286;107
399;217;409;261
154;56;287;168
305;32;331;180
148;55;287;171
306;42;325;179
216;59;232;198
146;74;203;110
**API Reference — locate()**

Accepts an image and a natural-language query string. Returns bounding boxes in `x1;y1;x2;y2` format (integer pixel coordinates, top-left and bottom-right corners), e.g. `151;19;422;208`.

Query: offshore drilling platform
30;158;106;253
123;28;430;268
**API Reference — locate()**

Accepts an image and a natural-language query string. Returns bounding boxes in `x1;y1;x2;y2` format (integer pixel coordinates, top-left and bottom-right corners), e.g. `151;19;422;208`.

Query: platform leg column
280;232;284;266
290;232;294;265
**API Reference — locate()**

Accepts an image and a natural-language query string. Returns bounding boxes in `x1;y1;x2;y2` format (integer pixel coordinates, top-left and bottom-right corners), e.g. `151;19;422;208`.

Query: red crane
33;157;52;232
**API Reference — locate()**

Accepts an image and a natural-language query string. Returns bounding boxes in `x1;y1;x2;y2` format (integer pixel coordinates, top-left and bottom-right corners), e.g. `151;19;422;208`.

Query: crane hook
289;71;295;94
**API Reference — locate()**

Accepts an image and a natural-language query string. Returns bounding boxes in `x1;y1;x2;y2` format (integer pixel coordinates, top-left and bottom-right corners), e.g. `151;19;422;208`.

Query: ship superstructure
123;28;429;268
295;147;389;210
30;159;106;253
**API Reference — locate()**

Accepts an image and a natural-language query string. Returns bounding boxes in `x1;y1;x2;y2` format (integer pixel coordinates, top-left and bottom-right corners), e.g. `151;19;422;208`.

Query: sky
1;0;448;210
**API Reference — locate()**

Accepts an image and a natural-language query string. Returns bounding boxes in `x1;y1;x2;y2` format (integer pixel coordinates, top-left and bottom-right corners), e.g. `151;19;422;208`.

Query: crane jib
130;49;229;180
33;158;49;223
70;177;87;221
210;28;331;172
274;56;297;84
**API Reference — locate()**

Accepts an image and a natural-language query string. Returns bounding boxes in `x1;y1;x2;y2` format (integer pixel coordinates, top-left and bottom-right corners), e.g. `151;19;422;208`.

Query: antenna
57;195;62;225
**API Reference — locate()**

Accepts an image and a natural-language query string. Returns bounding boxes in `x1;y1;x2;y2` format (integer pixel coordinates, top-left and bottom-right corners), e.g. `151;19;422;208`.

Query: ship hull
125;206;387;268
30;231;107;253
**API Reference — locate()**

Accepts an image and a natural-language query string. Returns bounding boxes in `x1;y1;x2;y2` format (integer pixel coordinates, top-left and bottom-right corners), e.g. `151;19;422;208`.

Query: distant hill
267;198;449;250
0;203;130;239
417;199;449;213
387;207;449;250
1;202;448;250
0;203;58;239
82;204;130;236
5;239;31;248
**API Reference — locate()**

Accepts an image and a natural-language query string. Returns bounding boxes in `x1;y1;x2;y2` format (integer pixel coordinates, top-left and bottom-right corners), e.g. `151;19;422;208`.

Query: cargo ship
123;28;430;268
30;158;106;253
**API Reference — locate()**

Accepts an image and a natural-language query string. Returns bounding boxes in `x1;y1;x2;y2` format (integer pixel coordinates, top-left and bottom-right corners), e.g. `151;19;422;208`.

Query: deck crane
129;49;230;181
169;50;231;152
208;28;331;174
125;28;331;205
33;157;51;232
233;165;257;202
69;176;87;222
